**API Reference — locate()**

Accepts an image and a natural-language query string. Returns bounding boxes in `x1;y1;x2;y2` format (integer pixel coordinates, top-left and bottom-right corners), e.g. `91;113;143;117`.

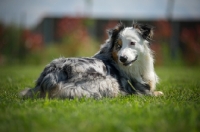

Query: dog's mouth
122;55;138;66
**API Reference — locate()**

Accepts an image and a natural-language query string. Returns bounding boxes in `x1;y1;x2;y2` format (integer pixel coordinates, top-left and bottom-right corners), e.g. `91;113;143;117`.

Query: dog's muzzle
120;55;138;66
119;56;128;63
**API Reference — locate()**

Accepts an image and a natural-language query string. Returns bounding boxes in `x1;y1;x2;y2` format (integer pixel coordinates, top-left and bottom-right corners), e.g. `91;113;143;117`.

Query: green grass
0;66;200;132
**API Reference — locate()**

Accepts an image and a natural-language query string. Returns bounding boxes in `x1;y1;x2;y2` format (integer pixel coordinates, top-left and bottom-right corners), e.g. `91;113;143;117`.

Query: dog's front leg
148;80;164;96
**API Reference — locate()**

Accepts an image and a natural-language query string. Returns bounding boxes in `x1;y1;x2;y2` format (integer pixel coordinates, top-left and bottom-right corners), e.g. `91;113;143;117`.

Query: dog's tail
19;87;41;98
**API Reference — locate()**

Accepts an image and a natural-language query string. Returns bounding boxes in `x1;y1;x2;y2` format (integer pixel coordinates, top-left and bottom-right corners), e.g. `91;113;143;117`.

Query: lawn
0;65;199;132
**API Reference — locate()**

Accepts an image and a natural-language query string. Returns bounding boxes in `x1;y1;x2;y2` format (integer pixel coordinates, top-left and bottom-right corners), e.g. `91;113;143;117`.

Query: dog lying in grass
20;22;163;99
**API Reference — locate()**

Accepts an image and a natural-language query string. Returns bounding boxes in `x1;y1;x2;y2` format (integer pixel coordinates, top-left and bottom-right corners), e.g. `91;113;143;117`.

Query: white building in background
0;0;200;28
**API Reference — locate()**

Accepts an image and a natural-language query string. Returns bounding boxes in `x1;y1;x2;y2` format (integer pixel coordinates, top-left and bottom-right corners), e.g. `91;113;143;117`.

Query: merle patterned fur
20;22;158;99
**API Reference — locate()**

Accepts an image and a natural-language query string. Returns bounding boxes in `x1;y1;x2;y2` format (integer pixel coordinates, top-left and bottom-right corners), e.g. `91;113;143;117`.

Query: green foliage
159;42;184;67
0;66;199;132
0;20;99;65
24;37;99;65
0;24;27;64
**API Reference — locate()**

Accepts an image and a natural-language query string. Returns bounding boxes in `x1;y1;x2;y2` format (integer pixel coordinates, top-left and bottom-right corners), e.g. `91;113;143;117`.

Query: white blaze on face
117;27;144;66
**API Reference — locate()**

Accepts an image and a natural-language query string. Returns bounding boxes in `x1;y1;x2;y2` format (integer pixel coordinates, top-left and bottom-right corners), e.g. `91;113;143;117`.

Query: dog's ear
107;22;125;38
133;23;154;41
107;22;125;51
105;22;125;51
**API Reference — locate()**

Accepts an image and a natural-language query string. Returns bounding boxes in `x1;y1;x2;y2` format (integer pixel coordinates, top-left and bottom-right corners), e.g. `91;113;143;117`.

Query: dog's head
109;22;154;66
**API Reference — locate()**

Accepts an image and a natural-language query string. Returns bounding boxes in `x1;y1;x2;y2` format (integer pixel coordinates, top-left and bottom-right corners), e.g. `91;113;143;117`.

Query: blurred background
0;0;200;66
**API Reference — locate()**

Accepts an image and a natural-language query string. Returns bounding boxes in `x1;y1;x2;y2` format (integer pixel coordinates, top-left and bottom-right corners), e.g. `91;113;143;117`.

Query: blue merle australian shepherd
20;22;163;99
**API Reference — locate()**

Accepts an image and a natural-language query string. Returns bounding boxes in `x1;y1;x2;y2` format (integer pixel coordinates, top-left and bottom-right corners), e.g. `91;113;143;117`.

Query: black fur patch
78;58;88;63
103;65;107;73
63;65;72;79
108;22;125;51
87;67;96;73
84;58;96;64
133;23;154;41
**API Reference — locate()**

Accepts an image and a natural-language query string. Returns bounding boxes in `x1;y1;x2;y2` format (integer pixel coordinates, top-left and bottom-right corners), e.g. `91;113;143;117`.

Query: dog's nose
120;56;128;63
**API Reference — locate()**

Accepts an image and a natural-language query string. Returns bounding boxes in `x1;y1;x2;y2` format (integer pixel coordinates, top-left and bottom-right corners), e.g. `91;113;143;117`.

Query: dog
20;22;163;99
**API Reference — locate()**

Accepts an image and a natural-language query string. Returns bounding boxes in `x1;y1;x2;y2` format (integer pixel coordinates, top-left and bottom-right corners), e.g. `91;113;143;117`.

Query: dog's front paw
153;91;164;96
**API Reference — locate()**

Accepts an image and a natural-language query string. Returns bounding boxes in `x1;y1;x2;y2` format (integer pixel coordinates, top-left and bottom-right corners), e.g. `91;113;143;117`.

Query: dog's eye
116;44;122;50
130;42;135;45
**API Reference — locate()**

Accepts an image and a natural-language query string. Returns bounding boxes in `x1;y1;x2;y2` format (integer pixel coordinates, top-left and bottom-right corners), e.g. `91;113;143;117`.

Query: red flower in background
180;26;200;65
154;20;171;39
56;17;89;41
22;30;44;51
